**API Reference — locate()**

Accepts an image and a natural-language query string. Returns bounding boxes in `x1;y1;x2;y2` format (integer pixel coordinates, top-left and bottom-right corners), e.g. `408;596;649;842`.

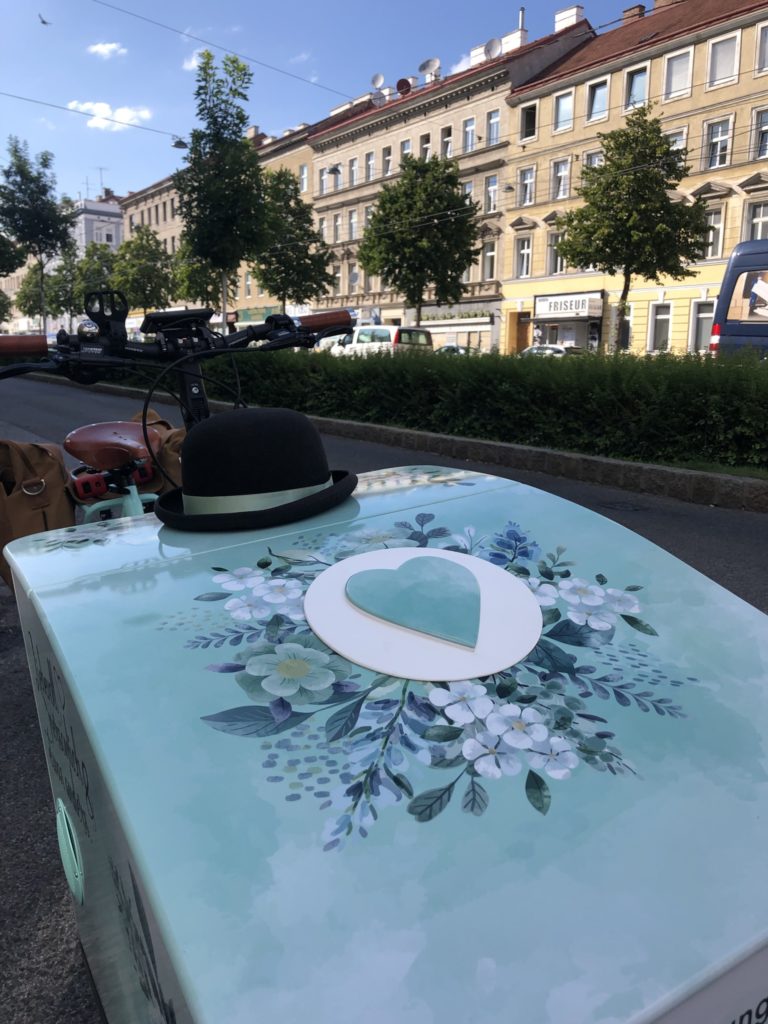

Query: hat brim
154;470;358;532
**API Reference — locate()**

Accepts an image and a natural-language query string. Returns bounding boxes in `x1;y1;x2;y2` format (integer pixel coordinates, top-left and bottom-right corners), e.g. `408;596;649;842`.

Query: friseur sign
534;292;603;319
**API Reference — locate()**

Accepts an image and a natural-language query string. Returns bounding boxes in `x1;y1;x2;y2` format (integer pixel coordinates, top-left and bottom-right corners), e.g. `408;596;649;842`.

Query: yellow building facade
500;0;768;354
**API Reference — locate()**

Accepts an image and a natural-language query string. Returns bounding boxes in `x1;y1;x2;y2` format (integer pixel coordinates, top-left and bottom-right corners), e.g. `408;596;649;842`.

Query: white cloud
289;51;310;64
66;101;151;132
87;42;127;59
450;54;471;74
182;48;204;71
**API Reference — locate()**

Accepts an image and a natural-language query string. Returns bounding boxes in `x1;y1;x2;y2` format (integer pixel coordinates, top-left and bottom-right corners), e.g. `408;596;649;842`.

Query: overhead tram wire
0;90;182;143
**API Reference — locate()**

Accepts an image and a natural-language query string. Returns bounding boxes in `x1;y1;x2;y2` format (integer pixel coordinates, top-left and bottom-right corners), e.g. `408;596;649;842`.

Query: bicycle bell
77;319;100;340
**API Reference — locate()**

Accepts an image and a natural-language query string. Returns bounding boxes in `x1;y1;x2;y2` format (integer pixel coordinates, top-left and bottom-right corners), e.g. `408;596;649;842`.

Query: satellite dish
484;37;502;59
418;57;440;75
396;77;412;96
371;89;387;108
371;72;385;89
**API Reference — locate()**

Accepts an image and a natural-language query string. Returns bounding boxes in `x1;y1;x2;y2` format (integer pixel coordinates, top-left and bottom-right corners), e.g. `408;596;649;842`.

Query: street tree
0;289;11;325
556;105;708;350
173;51;269;328
112;226;174;313
253;169;334;312
357;155;480;325
0;234;23;277
47;242;81;329
173;238;238;309
76;241;117;299
15;265;62;321
0;137;75;333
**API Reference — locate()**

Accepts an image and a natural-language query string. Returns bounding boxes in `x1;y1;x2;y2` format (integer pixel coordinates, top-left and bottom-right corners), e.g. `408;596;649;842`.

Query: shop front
533;290;604;350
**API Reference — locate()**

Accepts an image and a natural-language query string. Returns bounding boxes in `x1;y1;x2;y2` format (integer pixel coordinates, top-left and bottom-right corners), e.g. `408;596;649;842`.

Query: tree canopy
173;238;238;308
173;51;269;326
556;105;708;348
112;225;174;313
0;289;11;326
253;169;333;312
357;155;480;324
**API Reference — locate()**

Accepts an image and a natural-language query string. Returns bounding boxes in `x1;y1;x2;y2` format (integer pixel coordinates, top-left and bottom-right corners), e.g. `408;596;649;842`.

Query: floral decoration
186;475;693;852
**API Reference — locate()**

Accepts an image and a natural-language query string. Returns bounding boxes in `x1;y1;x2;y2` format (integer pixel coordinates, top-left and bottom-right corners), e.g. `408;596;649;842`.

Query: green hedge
199;350;768;469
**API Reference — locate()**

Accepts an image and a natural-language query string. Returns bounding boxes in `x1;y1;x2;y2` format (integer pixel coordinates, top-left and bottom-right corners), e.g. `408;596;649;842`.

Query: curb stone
26;375;768;513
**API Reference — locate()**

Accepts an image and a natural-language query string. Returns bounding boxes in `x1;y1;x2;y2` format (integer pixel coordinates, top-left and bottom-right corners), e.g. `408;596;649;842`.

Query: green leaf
384;765;414;798
325;697;366;742
423;725;464;742
525;770;551;815
407;783;455;823
462;777;489;816
621;614;658;636
595;573;608;585
541;607;562;627
624;585;643;592
194;592;229;601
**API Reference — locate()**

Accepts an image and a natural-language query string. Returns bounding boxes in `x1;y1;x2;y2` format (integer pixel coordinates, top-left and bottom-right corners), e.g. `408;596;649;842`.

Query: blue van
710;240;768;355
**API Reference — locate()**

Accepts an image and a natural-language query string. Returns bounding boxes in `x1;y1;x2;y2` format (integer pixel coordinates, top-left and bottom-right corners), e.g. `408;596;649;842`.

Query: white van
330;324;433;357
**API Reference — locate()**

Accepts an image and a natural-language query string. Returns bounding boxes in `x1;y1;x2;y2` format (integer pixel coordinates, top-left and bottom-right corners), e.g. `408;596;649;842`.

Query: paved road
1;377;766;1023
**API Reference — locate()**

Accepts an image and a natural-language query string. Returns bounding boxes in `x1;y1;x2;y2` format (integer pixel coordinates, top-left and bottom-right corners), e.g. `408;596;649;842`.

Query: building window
171;236;176;253
105;232;113;244
584;150;604;168
333;214;341;242
162;200;167;221
420;133;431;160
586;79;608;122
553;90;574;132
463;181;474;201
332;164;343;190
516;236;532;278
348;209;357;240
749;201;768;240
332;265;341;295
140;210;145;225
245;272;252;298
299;164;308;192
486;109;500;145
441;126;453;158
155;205;160;225
365;151;374;181
128;213;135;231
663;49;692;100
520;102;537;140
348;263;358;292
484;175;498;214
382;146;392;176
462;118;476;153
519;166;535;206
547;232;565;275
552;158;570;200
318;216;326;241
754;109;768;159
705;207;723;259
758;23;768;73
691;301;714;353
170;197;176;218
665;128;687;152
649;304;671;352
482;241;496;281
348;158;358;186
624;65;648;109
706;118;732;168
708;33;739;88
319;168;328;195
364;205;373;228
400;139;411;163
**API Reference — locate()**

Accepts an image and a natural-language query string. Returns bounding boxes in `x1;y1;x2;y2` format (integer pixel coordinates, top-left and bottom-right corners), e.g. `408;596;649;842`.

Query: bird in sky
38;13;51;25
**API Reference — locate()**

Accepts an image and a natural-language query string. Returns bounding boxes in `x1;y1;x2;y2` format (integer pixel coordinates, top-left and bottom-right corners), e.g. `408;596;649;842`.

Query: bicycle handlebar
0;334;49;358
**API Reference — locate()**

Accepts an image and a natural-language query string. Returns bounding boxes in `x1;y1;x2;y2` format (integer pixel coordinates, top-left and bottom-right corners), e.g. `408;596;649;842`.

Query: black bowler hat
154;408;357;532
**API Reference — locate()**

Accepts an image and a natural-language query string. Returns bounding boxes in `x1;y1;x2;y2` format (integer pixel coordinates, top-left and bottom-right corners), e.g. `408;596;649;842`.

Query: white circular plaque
304;548;543;681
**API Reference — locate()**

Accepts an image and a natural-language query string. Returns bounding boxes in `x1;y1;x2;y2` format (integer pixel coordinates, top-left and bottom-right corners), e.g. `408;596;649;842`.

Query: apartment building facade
500;0;768;354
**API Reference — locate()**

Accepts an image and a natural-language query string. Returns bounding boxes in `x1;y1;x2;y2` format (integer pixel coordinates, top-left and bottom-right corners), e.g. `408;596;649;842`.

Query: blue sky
1;0;622;202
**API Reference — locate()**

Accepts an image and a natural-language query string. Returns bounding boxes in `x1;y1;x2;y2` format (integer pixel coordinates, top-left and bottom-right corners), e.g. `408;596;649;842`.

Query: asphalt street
0;376;766;1023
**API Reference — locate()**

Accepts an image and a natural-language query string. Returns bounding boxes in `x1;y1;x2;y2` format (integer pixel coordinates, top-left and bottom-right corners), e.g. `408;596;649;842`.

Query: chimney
554;5;585;32
623;4;645;21
653;0;676;6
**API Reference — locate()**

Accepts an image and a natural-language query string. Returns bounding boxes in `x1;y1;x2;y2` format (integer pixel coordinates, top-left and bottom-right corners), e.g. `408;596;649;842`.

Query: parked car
519;344;586;358
710;240;768;356
330;325;433;356
313;330;352;353
435;344;469;356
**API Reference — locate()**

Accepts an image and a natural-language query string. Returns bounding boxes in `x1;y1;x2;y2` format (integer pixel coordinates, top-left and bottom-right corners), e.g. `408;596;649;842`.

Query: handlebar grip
294;309;352;330
0;334;49;357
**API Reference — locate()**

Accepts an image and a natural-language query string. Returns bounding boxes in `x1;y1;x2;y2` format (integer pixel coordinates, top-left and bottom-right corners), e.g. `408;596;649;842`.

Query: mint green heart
345;556;481;648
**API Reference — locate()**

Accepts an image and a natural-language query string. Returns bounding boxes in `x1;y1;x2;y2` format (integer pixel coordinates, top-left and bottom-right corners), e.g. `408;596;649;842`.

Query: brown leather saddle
64;421;163;472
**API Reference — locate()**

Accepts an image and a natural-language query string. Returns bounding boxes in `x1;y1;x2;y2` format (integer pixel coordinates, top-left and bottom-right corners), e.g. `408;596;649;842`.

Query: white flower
428;681;493;725
527;737;579;780
338;525;420;555
250;577;303;605
485;703;549;750
558;578;616;631
245;642;334;697
212;567;265;591
604;588;641;615
462;732;522;780
526;578;559;607
224;593;271;622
